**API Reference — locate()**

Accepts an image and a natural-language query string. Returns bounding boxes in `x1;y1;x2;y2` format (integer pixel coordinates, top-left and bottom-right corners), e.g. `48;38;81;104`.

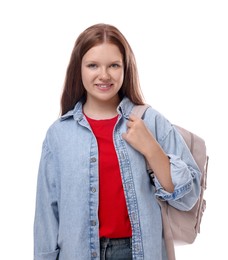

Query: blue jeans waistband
100;237;132;260
100;237;132;246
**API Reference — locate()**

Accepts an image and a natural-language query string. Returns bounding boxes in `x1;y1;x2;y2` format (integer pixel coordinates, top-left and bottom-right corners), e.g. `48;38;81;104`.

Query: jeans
100;237;132;260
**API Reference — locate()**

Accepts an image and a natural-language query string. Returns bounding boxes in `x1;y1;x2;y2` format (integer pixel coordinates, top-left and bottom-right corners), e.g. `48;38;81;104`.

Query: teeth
99;85;109;88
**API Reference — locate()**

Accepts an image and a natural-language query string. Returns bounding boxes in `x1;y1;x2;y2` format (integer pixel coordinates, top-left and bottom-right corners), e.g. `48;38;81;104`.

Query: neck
83;98;120;120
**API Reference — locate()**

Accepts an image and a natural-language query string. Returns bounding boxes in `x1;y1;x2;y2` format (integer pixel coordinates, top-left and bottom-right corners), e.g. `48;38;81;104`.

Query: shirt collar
60;97;134;121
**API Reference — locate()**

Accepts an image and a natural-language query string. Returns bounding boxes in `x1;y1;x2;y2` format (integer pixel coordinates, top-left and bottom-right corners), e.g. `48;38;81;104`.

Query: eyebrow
83;60;123;64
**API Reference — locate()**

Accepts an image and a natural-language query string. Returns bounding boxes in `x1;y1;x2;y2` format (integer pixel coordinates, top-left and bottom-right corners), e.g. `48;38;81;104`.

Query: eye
110;63;121;68
87;64;97;69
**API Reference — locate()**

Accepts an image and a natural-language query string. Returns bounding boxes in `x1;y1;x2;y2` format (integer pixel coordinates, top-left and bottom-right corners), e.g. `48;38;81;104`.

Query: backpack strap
130;104;155;185
130;104;151;118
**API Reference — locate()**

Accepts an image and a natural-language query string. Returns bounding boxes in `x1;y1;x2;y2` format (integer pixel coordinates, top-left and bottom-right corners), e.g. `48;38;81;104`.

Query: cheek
118;71;124;85
81;67;86;83
81;69;94;85
112;69;124;82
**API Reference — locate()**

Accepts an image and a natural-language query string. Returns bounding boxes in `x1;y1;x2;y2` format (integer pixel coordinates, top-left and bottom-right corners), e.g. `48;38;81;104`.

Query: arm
122;114;174;193
34;139;59;260
122;112;201;211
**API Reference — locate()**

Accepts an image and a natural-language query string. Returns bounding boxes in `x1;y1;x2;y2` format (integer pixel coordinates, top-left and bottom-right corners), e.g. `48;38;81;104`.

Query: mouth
95;84;113;91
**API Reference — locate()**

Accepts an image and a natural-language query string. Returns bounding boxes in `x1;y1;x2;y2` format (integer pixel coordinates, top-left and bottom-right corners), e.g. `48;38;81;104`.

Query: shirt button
90;220;96;226
91;252;97;257
131;212;136;221
90;157;97;162
120;151;125;159
127;183;132;191
135;243;141;251
91;187;96;193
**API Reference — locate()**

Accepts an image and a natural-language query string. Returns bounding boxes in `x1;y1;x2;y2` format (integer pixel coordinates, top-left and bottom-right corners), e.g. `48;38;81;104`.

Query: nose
99;67;111;81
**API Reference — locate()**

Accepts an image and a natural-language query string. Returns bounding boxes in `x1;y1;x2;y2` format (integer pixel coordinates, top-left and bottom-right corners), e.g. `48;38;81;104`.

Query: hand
122;114;156;157
123;114;174;192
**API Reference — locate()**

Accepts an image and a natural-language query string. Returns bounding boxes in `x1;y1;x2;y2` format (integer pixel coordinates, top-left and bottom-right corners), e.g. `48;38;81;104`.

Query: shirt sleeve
34;137;60;260
154;154;201;211
145;110;201;211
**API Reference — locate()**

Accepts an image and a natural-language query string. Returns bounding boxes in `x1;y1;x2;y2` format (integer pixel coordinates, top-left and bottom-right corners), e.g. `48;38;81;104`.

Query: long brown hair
60;23;145;115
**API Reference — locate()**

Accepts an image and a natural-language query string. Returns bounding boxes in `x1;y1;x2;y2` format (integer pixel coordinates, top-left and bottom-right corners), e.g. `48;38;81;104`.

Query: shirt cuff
154;154;194;201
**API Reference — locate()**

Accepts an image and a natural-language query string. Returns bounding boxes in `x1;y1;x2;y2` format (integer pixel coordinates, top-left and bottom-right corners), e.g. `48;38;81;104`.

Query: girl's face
81;43;124;106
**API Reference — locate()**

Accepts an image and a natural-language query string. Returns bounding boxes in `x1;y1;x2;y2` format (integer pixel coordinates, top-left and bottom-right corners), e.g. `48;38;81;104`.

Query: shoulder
42;118;63;148
45;100;83;136
143;105;174;143
144;105;170;124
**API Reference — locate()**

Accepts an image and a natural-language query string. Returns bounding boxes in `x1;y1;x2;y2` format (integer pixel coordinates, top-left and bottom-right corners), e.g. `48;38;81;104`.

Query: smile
96;84;112;90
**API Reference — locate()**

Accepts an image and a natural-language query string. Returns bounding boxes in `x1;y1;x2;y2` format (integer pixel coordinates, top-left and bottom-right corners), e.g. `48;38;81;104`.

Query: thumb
122;132;128;141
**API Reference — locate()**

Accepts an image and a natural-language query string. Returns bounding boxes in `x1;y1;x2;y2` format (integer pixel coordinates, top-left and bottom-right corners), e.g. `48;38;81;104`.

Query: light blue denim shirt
34;97;201;260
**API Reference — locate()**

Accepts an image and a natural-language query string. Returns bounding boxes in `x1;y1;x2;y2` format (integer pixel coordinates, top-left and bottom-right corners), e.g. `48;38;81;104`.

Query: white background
0;0;227;259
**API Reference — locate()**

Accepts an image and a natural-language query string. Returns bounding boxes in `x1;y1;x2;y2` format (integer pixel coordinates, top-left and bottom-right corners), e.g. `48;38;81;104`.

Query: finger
122;132;129;141
128;114;139;121
126;120;134;128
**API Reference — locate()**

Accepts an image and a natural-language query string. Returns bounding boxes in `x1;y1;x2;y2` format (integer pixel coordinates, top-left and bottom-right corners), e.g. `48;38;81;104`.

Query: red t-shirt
86;115;132;238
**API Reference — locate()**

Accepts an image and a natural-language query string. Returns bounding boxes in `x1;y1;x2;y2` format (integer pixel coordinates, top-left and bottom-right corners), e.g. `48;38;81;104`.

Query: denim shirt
34;97;201;260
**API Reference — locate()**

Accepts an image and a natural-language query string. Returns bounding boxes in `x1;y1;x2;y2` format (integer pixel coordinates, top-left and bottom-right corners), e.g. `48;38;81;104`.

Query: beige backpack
131;105;209;260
